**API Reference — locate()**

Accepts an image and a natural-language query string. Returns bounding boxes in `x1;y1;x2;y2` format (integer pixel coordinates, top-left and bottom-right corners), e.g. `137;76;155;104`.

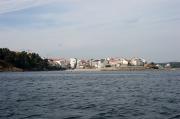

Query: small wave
7;112;15;118
20;114;42;119
16;99;26;102
168;114;180;119
63;115;82;119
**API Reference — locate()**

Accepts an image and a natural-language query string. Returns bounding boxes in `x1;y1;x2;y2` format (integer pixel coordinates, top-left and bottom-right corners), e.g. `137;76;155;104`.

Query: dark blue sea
0;71;180;119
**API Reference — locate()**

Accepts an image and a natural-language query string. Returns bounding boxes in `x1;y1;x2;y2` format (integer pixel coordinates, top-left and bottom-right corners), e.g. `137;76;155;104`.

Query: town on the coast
0;48;178;72
48;57;171;71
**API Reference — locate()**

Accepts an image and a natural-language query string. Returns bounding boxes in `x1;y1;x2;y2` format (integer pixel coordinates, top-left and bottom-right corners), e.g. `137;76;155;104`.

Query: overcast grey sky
0;0;180;62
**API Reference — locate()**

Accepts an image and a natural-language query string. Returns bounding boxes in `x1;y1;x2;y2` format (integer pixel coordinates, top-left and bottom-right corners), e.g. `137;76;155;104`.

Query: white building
130;58;145;66
58;59;69;69
108;58;129;67
97;59;108;69
70;58;77;69
91;59;108;69
165;63;171;68
119;58;129;66
48;59;61;67
48;58;69;68
156;64;163;69
109;58;120;67
92;60;99;68
76;60;87;69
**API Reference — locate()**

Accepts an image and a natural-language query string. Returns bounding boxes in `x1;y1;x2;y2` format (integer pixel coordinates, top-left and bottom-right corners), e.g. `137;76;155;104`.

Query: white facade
91;59;108;69
58;60;68;68
165;63;171;68
91;60;99;68
76;60;87;69
130;58;145;66
55;60;61;65
70;58;77;69
109;58;129;67
97;59;108;69
119;58;129;66
48;59;69;68
48;59;60;67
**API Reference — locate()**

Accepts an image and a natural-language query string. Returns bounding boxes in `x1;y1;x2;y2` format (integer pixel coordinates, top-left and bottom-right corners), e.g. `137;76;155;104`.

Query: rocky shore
0;60;23;72
0;67;23;72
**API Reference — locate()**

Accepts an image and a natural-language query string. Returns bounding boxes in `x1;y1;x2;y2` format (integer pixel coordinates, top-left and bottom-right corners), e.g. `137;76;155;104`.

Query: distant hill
158;62;180;68
169;62;180;68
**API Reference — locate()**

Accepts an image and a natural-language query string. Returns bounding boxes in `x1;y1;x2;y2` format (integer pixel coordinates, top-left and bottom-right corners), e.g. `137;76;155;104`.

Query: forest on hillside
0;48;63;71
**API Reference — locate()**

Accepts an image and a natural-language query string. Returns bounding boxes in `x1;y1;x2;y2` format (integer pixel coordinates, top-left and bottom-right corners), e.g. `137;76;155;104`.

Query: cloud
1;0;180;29
0;0;180;61
0;0;59;14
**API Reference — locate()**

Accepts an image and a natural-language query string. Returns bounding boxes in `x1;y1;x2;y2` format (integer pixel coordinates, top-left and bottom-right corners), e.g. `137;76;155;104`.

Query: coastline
0;67;23;72
1;67;179;72
65;67;178;72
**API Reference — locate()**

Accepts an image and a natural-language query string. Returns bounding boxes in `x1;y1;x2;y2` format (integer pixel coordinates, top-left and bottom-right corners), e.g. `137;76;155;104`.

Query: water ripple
0;71;180;119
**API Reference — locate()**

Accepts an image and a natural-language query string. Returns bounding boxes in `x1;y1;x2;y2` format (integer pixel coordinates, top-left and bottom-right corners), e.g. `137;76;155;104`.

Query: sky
0;0;180;62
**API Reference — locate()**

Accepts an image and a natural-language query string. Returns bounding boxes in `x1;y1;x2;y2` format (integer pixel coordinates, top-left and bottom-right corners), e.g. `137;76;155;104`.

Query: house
76;59;87;69
97;59;109;69
156;64;163;69
130;58;145;66
108;58;129;67
57;59;69;69
165;63;171;68
70;58;77;69
48;59;61;67
87;59;93;68
48;58;69;69
119;58;129;67
98;59;108;69
91;59;108;69
91;60;99;68
109;58;120;67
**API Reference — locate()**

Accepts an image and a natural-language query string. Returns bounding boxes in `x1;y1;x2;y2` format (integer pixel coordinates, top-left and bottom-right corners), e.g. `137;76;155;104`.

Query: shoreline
66;67;179;72
0;67;179;72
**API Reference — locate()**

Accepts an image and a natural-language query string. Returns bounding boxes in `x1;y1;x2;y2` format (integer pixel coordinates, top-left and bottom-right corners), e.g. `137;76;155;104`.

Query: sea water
0;71;180;119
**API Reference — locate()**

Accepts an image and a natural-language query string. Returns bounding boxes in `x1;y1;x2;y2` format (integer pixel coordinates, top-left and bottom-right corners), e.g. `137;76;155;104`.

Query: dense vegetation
0;48;63;71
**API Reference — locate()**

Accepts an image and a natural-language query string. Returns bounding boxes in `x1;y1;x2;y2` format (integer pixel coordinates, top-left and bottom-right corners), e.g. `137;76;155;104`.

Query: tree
0;48;65;71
